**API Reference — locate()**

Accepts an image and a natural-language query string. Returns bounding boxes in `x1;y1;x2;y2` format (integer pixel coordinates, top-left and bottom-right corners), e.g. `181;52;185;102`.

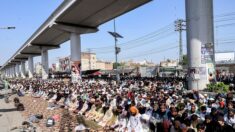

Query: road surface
0;95;25;132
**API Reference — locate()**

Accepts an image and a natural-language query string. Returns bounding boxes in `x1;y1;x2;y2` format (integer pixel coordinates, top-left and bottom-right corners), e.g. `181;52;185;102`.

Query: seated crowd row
9;78;235;132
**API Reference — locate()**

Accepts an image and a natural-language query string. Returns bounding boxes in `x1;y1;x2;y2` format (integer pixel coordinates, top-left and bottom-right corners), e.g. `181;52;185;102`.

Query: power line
119;45;179;60
91;13;235;52
118;31;175;49
93;32;176;54
91;11;235;61
215;12;235;17
93;29;175;52
92;30;175;52
90;30;175;52
215;18;235;23
216;41;235;44
216;23;235;27
90;23;174;50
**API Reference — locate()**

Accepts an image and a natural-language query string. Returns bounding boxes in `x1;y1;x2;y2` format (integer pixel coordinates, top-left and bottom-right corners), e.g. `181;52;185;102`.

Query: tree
182;54;188;66
113;62;123;69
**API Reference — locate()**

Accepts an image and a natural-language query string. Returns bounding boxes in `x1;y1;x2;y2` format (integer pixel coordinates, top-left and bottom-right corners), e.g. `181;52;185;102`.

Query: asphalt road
0;95;25;132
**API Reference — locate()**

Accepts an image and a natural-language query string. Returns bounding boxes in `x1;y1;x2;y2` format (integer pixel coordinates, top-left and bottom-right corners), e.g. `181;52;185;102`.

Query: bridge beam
51;22;98;34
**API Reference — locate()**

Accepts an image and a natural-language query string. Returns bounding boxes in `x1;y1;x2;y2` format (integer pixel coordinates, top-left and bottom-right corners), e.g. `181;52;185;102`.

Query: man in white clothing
127;106;144;132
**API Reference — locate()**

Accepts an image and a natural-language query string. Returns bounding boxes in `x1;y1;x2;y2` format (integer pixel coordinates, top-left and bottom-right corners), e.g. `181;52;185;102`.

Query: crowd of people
7;77;235;132
217;72;235;85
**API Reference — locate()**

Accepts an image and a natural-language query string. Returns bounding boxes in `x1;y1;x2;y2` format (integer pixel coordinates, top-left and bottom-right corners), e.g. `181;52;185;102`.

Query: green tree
113;62;122;69
182;54;188;65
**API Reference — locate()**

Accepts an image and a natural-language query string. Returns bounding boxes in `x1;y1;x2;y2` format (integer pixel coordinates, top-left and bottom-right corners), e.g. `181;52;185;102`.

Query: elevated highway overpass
0;0;152;79
1;0;216;91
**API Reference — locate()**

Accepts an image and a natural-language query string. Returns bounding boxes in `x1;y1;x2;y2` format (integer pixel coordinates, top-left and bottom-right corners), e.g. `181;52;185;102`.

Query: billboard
215;52;235;62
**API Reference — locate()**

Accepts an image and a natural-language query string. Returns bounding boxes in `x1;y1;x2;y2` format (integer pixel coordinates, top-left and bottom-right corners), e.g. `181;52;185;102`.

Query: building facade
96;61;113;70
58;52;112;71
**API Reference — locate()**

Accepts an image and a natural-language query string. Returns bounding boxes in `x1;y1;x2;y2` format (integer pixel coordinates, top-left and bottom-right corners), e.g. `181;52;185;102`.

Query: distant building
96;61;113;70
35;62;42;75
160;60;178;67
59;57;70;72
51;63;60;72
116;60;157;77
215;51;235;73
139;66;157;77
81;52;97;71
158;60;183;77
119;60;156;69
215;51;235;64
58;52;112;71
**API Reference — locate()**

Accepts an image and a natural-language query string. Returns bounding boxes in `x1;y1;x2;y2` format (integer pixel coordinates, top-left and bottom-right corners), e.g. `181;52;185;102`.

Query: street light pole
108;19;123;83
113;20;119;82
0;27;16;30
0;26;15;78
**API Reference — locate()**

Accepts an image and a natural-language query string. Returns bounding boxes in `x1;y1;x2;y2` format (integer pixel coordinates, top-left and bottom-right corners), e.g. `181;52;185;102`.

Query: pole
185;0;214;90
0;27;15;30
175;19;185;64
88;48;91;70
179;28;183;63
114;19;119;82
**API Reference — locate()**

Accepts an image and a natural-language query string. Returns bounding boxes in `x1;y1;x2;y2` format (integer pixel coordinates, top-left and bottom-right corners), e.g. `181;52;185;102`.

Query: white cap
145;103;150;108
209;98;214;101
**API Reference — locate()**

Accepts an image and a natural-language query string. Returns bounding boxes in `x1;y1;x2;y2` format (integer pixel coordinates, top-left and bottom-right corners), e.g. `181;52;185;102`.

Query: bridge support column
4;69;6;78
7;68;10;78
11;66;15;78
8;66;12;78
5;69;7;78
51;23;98;83
8;68;11;78
28;56;34;78
21;61;26;78
2;69;5;78
1;69;5;78
185;0;215;90
15;64;20;78
12;66;14;78
41;48;49;80
70;33;82;83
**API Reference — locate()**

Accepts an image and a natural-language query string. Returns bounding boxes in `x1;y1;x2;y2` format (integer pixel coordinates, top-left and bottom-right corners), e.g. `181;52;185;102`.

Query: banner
201;43;216;83
201;43;214;64
71;61;81;83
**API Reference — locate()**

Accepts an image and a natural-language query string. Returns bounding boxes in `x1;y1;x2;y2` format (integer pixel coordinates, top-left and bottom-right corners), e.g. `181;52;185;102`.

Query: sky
0;0;235;67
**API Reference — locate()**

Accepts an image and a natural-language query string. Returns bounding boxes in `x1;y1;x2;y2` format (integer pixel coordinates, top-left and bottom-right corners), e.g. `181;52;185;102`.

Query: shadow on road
0;95;4;99
0;108;17;113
